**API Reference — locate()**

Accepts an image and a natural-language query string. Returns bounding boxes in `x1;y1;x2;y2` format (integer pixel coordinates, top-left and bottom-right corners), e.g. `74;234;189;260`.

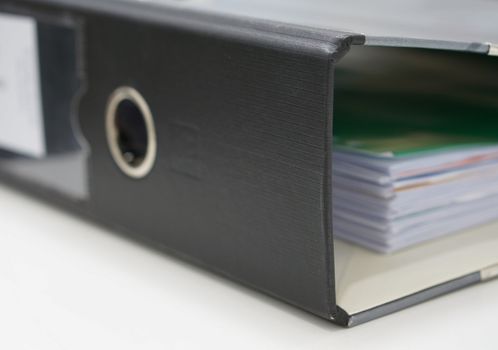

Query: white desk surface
0;183;497;350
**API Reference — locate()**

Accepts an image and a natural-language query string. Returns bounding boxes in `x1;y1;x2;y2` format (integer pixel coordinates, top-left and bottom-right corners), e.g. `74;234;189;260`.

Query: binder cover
0;0;496;326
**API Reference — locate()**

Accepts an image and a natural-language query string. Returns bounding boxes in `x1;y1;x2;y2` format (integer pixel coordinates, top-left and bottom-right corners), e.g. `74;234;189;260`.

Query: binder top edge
21;0;363;56
24;0;498;55
363;36;491;55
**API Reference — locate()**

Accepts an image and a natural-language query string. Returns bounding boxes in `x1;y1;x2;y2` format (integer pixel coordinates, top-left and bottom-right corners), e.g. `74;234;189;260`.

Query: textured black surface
0;0;358;320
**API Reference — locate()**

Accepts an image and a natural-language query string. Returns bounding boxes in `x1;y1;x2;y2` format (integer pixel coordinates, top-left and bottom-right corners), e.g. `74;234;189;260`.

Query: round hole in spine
105;87;157;179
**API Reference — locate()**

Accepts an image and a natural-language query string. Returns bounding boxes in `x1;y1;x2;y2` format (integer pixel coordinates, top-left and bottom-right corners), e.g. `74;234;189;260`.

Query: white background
0;183;497;350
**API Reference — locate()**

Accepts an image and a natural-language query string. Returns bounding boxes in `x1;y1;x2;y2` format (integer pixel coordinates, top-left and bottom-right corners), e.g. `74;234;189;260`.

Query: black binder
0;0;496;327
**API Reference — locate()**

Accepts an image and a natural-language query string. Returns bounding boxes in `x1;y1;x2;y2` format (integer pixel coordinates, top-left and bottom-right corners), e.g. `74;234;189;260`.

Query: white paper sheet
0;13;45;157
333;146;498;252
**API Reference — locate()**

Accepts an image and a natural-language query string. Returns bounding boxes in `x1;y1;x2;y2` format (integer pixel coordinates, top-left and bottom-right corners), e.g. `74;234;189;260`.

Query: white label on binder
0;13;45;157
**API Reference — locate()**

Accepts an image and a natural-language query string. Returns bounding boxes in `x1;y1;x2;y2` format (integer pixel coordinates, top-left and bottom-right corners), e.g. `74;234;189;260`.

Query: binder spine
0;0;360;320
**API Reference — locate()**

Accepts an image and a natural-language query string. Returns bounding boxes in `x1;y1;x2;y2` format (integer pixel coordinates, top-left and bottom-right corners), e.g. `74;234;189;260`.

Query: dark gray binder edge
340;273;482;327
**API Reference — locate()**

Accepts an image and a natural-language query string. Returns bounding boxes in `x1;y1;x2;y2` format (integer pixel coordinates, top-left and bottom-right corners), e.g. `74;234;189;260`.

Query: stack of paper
332;131;498;253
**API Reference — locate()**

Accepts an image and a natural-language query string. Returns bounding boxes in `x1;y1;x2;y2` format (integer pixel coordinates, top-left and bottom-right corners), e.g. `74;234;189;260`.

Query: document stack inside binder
332;128;498;253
